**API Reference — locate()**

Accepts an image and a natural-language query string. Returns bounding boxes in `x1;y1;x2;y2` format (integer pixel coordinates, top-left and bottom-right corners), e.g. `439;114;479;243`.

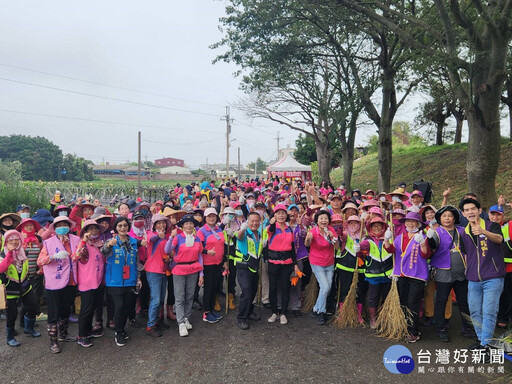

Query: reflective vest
336;236;365;273
365;239;393;278
235;232;263;273
502;223;512;264
3;260;31;299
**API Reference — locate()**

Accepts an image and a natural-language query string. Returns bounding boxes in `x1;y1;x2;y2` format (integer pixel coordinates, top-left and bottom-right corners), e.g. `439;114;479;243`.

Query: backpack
413;180;433;203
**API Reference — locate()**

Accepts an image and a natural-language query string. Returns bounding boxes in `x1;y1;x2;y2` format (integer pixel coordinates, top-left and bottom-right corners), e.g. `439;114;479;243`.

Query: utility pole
274;131;284;160
137;131;142;196
237;147;241;181
221;106;233;180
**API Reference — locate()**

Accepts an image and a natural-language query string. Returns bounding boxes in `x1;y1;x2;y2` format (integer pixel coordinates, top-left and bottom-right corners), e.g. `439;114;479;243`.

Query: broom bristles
333;268;361;328
375;279;411;340
301;274;319;313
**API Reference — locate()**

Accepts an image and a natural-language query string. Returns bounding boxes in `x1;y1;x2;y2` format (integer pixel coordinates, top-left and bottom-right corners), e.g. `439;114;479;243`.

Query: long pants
310;264;334;314
94;285;106;325
367;282;391;309
78;288;103;337
424;279;452;319
468;278;504;346
166;274;175;305
260;261;269;304
19;274;44;323
107;286;136;333
6;291;37;329
173;273;198;324
268;263;293;315
203;264;222;312
498;271;512;323
46;286;75;325
106;295;115;323
146;272;167;328
289;258;307;311
227;259;237;294
139;270;150;312
338;270;368;304
237;265;258;322
398;277;425;337
435;280;471;331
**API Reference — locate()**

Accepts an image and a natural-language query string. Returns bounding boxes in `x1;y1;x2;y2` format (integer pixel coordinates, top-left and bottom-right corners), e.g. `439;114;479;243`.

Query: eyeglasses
117;224;129;228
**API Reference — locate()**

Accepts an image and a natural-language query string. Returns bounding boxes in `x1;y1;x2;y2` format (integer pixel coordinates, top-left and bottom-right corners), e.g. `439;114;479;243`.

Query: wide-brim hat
362;199;380;211
387;189;409;202
221;207;236;216
435;205;460;225
16;218;42;233
346;215;361;223
75;203;96;217
50;216;76;231
331;214;344;224
341;202;358;213
0;213;21;229
79;219;100;238
52;205;72;218
162;207;186;221
367;216;388;230
419;204;437;220
151;213;171;231
32;209;54;226
399;211;426;229
123;199;139;213
178;214;200;228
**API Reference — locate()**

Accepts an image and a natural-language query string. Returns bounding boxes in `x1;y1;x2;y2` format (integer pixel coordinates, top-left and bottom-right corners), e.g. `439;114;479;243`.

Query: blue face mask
55;227;70;236
58;211;68;217
20;212;30;219
235;210;243;217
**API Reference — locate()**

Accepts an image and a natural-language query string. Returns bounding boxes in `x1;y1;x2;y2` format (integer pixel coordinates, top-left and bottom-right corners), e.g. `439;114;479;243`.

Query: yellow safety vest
502;223;512;263
335;236;365;273
3;260;31;299
365;240;393;278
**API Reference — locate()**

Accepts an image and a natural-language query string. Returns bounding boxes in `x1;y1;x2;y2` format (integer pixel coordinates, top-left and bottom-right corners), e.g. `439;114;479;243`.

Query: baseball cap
489;205;504;214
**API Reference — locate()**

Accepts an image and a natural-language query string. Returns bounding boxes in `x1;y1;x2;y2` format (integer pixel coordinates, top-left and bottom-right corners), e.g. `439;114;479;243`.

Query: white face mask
247;201;255;209
406;227;419;233
58;211;69;217
20;212;30;219
185;234;195;247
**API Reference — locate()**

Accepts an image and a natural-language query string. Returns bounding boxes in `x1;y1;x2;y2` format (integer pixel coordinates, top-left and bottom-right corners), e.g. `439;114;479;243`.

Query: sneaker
406;334;420;343
461;328;478;339
203;312;219;324
237;321;249;330
179;323;189;337
421;317;433;327
309;311;318;319
115;332;126;346
107;320;116;330
146;326;162;338
211;311;223;320
77;337;93;348
36;313;48;322
437;329;450;342
317;313;326;326
268;313;279;323
248;312;261;321
90;328;104;338
121;331;129;340
184;318;193;330
129;318;141;328
192;300;203;310
468;341;483;350
280;314;288;325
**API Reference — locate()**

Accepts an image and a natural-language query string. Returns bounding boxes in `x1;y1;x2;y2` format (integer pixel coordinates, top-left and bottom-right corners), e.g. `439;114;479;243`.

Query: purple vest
77;243;105;292
43;235;80;290
430;226;465;269
392;233;429;281
293;225;308;260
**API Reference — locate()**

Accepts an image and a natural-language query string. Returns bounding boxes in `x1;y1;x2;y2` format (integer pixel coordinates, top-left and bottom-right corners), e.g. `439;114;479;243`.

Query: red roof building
155;157;185;167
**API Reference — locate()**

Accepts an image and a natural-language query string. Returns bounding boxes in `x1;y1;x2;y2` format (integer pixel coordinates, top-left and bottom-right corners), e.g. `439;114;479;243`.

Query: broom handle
226;239;230;314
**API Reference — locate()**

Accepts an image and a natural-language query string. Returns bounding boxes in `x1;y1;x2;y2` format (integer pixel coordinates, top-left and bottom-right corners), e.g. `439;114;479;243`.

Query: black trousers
237;265;258;322
94;285;106;325
268;263;293;315
79;288;103;337
338;270;368;304
435;279;472;331
139;270;150;311
227;259;237;294
203;263;223;312
46;286;75;325
367;282;391;308
107;286;136;333
498;271;512;323
6;290;37;329
166;274;175;305
398;277;425;336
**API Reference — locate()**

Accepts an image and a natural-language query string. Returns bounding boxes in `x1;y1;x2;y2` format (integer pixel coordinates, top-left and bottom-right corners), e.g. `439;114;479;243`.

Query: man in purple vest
459;198;504;356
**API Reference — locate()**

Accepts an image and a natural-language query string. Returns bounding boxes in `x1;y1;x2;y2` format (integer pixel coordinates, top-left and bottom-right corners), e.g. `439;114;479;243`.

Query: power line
0;62;224;108
0;109;217;134
142;137;224;146
0;76;221;117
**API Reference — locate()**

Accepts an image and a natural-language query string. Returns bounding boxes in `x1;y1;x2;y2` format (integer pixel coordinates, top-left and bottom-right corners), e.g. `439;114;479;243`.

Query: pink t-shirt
308;226;335;267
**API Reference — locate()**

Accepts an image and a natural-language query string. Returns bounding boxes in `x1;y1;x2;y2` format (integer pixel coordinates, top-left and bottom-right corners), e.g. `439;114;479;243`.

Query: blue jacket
104;237;138;287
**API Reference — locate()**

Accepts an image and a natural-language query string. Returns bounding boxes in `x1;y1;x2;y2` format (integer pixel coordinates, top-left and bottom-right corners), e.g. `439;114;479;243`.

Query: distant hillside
331;141;512;208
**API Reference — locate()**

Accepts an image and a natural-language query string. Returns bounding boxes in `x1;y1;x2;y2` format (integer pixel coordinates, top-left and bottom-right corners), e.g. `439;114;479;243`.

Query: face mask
20;212;30;219
58;211;68;217
406;227;419;233
247;201;255;209
256;210;265;218
133;221;145;228
90;234;99;240
1;224;14;231
55;227;70;236
235;210;243;217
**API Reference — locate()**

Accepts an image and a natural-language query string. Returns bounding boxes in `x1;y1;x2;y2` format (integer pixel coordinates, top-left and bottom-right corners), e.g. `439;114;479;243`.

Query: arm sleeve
0;252;13;273
37;245;51;267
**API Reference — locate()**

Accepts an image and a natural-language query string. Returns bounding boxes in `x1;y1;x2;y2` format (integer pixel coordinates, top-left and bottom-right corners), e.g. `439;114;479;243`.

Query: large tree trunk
453;114;463;144
315;137;332;184
339;118;357;191
435;121;444;145
377;71;396;193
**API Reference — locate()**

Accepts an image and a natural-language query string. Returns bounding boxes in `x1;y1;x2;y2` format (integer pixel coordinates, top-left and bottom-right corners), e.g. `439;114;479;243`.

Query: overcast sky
0;1;495;170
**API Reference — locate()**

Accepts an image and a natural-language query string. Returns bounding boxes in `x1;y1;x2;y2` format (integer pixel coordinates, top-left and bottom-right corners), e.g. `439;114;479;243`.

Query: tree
0;160;23;184
0;135;63;181
339;0;512;206
294;134;317;165
62;154;94;181
247;157;268;172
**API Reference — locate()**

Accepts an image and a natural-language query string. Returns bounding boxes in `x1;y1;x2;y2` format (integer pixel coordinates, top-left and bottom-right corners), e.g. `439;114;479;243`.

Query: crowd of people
0;178;511;360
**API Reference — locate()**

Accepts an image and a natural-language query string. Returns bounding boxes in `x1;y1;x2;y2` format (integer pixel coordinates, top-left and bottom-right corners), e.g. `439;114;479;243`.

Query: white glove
409;205;420;213
353;243;360;253
426;228;436;239
240;222;248;232
239;195;245;205
413;233;425;244
379;196;387;202
226;228;235;237
222;215;230;225
384;229;393;241
360;211;367;220
52;251;69;260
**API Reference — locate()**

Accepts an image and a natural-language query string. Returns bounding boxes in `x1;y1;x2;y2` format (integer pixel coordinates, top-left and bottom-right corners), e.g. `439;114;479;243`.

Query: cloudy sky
0;1;488;170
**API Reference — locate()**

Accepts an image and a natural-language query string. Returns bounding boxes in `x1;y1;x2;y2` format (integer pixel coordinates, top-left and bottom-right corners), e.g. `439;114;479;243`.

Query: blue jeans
146;272;167;328
468;278;504;346
310;264;334;314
